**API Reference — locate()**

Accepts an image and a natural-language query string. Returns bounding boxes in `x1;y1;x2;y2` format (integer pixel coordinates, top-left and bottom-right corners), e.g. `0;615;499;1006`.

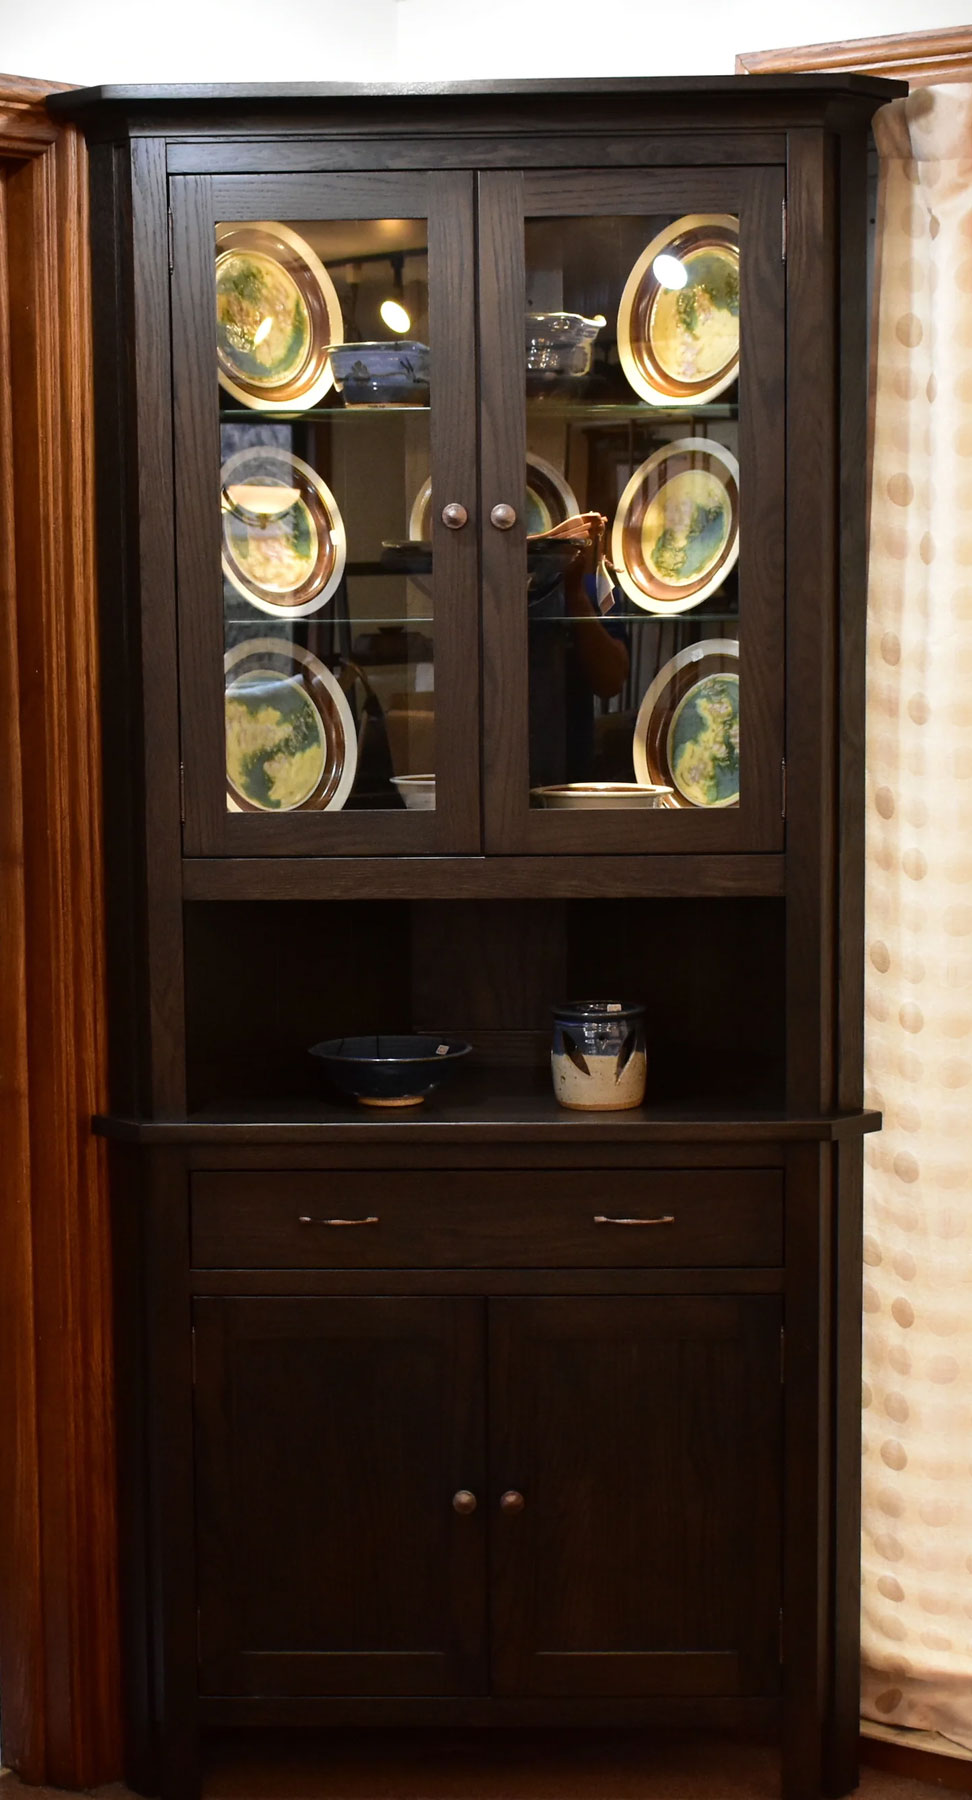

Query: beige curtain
861;83;972;1749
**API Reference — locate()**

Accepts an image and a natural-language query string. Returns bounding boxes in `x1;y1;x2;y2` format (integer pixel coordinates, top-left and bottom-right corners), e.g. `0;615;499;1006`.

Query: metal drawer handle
297;1215;380;1227
593;1214;676;1227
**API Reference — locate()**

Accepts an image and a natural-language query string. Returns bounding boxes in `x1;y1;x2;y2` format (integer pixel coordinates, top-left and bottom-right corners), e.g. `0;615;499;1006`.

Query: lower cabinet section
193;1294;782;1702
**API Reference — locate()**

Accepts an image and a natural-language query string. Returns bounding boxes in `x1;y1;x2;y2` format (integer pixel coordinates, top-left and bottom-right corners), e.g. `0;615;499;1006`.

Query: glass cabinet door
172;171;479;855
480;167;785;854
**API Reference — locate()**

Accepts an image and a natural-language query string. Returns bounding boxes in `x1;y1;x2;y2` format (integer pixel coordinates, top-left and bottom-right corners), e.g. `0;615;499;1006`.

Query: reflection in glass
217;218;436;813
524;211;741;812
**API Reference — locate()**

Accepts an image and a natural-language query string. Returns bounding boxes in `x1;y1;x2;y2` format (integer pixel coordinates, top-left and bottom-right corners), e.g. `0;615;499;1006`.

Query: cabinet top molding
48;72;905;121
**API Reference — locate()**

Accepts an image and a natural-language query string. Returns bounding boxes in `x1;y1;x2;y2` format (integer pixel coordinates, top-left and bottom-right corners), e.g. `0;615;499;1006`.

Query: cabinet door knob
441;502;468;530
490;502;517;530
499;1489;525;1513
452;1489;478;1515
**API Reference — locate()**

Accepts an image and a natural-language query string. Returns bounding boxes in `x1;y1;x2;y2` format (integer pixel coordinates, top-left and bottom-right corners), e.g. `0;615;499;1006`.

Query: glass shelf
224;614;435;627
525;400;738;422
219;405;431;422
530;609;740;625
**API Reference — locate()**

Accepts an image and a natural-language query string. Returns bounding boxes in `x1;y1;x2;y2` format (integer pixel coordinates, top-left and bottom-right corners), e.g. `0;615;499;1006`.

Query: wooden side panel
0;104;122;1786
785;129;839;1113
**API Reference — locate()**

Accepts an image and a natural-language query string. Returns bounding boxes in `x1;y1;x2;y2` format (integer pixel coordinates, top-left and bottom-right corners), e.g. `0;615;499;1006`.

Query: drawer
190;1170;783;1269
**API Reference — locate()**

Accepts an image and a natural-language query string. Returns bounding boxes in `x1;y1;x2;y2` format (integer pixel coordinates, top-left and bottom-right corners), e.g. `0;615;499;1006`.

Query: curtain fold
861;83;972;1750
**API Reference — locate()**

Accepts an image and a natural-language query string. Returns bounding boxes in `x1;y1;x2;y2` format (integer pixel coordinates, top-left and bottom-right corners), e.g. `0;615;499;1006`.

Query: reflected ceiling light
380;297;411;333
380;252;411;334
252;314;275;346
651;253;688;291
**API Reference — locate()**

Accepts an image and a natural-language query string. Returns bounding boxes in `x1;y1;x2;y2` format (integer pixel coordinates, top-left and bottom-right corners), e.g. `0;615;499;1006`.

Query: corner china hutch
50;74;902;1800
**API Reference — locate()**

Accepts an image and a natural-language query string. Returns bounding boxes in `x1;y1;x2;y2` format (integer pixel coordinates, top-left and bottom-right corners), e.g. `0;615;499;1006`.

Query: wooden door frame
736;23;972;83
0;73;121;1786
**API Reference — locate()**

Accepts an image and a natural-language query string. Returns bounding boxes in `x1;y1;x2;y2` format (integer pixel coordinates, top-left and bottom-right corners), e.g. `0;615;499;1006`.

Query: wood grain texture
781;1142;832;1800
188;1168;784;1270
170;133;789;176
194;1296;487;1697
181;853;787;900
736;26;972;85
489;1296;781;1697
784;130;838;1114
0;87;122;1786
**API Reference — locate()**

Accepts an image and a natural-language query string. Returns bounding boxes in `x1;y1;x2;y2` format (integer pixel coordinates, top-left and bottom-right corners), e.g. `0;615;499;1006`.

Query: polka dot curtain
861;83;972;1750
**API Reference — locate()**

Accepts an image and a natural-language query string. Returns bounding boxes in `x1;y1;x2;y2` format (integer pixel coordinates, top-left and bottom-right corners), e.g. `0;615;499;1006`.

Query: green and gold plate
633;639;739;809
611;437;739;614
224;637;357;813
216;221;343;412
221;446;346;617
618;214;740;407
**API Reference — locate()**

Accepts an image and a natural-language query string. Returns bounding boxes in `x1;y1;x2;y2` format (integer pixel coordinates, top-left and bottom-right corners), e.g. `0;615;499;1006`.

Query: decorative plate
407;453;578;540
633;639;740;809
221;447;347;617
617;214;739;406
224;637;357;813
215;221;343;411
610;437;739;614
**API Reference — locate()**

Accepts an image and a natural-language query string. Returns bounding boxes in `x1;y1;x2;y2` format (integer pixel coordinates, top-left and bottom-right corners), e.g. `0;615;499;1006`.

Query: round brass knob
441;502;468;530
452;1489;478;1515
490;502;517;530
499;1489;525;1513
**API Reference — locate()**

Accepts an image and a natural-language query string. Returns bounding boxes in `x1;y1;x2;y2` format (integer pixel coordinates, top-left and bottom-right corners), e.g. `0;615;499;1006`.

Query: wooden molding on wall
736;25;972;86
0;77;122;1787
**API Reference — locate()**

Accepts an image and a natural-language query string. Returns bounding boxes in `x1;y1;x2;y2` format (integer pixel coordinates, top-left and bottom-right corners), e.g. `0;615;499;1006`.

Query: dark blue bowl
309;1034;472;1107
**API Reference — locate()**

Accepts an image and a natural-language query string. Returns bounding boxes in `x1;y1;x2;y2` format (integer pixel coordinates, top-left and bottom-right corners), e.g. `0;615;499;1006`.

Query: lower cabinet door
193;1297;487;1696
488;1296;783;1698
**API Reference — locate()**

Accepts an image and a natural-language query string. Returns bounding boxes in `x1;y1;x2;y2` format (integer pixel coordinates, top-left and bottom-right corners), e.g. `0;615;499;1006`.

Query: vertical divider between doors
478;172;527;854
429;171;482;852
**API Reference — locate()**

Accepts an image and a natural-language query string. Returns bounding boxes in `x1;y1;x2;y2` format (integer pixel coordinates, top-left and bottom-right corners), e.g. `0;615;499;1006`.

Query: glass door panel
480;168;784;855
173;172;478;856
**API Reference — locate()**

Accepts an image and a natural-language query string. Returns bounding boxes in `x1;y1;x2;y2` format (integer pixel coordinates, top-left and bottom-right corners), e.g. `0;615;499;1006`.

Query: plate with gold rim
617;214;739;407
224;637;356;813
610;437;739;614
221;447;347;617
633;639;739;809
216;221;343;412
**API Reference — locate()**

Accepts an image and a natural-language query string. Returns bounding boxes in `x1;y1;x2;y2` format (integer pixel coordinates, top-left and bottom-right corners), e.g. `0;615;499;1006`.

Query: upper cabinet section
173;171;480;855
52;80;901;867
172;162;784;858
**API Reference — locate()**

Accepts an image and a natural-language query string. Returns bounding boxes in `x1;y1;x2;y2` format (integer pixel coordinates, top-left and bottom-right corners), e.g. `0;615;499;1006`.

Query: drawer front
190;1170;782;1269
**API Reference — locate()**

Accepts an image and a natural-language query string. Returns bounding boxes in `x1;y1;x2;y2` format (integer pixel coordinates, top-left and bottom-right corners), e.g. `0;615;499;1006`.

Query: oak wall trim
736;25;972;86
0;78;121;1787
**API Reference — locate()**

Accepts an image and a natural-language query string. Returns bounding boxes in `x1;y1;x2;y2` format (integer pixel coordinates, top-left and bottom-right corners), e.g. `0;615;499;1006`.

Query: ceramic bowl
530;782;673;810
327;341;430;406
391;774;436;811
309;1034;472;1107
525;311;604;383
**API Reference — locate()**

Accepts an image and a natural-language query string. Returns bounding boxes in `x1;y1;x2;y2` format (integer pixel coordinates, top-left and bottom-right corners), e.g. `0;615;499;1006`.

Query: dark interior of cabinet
184;896;784;1114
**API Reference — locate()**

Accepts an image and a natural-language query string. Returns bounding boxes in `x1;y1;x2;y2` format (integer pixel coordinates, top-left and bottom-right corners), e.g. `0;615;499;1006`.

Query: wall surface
3;0;971;87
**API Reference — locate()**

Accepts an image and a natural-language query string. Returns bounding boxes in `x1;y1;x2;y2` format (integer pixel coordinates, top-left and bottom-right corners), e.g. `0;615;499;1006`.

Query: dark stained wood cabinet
194;1297;487;1697
49;72;903;1800
488;1296;782;1699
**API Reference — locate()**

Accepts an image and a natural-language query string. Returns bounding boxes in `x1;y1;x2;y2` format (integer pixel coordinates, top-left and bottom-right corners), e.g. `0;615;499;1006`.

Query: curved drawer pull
593;1214;676;1227
297;1215;380;1227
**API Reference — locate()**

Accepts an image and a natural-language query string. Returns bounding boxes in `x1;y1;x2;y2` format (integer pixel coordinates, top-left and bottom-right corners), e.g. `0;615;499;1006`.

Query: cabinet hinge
779;1607;785;1663
197;1606;202;1658
780;1324;785;1385
167;206;174;273
781;758;787;820
781;198;787;263
191;1324;197;1385
179;761;186;824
